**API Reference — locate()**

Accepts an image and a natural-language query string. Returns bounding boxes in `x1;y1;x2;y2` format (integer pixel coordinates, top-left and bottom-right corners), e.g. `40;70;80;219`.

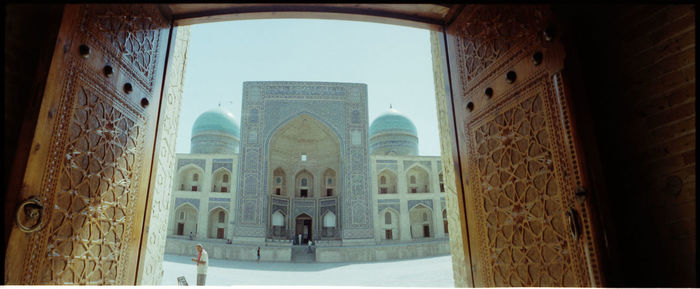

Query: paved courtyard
161;253;455;287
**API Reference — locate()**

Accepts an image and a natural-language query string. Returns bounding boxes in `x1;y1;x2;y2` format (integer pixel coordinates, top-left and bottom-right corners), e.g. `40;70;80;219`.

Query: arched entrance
173;204;198;237
295;214;313;244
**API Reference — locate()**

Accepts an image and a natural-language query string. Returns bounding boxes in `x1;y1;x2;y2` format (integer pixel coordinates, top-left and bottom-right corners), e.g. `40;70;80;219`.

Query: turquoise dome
369;108;417;137
191;108;240;137
369;108;419;156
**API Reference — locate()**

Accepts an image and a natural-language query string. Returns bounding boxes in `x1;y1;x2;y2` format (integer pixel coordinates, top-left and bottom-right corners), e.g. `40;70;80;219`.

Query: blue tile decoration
177;159;205;171
212;159;233;173
249;108;259;123
293;199;316;218
263;83;346;98
319;197;338;217
319;198;336;207
175;198;200;210
208;202;230;212
234;82;373;240
377;199;400;204
376;163;398;174
403;160;432;170
408;199;433;211
351;110;361;124
320;206;337;217
378;203;401;213
272;204;288;216
272;197;289;206
209;197;231;202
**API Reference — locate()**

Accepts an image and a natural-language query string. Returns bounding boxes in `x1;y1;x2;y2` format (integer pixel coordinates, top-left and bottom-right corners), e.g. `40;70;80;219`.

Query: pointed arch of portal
294;213;313;244
268;114;342;200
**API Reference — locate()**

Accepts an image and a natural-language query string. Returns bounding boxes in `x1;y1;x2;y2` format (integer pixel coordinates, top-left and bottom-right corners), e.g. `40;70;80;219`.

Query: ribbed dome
191;108;240;138
369;108;417;137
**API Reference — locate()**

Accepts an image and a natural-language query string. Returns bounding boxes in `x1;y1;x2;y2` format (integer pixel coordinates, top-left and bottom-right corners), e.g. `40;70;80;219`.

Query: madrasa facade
164;81;449;262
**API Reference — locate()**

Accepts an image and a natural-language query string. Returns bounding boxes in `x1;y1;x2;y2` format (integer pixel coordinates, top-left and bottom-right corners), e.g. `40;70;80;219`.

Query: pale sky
176;19;441;156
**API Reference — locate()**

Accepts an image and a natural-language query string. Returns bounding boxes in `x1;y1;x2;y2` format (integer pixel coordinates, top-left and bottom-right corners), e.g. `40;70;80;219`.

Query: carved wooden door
5;4;170;284
445;5;604;286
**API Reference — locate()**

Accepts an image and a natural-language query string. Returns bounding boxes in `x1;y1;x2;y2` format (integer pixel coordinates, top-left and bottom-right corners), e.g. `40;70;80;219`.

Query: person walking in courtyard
191;244;208;285
257;247;261;263
189;232;193;240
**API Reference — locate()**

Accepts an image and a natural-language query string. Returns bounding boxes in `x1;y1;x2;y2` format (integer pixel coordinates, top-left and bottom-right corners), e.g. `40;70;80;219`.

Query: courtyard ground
161;253;455;287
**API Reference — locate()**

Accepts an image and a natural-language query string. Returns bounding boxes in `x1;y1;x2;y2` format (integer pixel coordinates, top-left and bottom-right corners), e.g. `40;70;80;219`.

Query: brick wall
557;4;695;286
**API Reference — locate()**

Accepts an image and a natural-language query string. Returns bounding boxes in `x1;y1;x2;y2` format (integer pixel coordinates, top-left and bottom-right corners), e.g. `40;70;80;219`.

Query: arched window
218;211;225;223
385;212;392;224
276;177;282;184
423;212;428;222
323;212;336;227
193;173;199;182
179;211;185;220
380;176;386;185
410;175;416;184
272;211;285;226
223;174;229;183
301;178;307;186
327;177;332;185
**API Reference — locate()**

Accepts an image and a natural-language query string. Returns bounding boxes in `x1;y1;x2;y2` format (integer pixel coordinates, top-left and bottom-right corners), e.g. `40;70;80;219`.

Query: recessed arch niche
268;114;341;199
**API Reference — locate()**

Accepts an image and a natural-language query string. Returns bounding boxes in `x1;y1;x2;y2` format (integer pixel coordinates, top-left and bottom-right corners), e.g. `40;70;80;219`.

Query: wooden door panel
446;5;602;287
5;4;170;285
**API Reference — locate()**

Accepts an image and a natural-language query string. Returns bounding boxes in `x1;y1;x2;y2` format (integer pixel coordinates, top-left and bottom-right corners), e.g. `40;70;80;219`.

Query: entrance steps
291;245;316;263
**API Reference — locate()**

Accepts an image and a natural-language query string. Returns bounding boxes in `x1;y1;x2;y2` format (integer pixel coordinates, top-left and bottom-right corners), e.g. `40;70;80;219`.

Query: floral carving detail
452;5;546;93
468;91;579;286
40;81;144;284
80;5;166;92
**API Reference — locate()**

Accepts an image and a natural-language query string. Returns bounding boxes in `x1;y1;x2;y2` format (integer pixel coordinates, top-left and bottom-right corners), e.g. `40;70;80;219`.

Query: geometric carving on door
453;5;547;94
79;5;166;92
467;75;584;286
36;76;145;284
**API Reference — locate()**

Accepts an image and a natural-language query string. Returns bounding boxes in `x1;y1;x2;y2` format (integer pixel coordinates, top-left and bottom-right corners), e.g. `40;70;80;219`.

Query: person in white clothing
191;244;208;285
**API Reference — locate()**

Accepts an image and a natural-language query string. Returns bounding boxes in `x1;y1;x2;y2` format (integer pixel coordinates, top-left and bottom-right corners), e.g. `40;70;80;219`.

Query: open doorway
155;17;456;286
5;4;694;287
295;214;313;244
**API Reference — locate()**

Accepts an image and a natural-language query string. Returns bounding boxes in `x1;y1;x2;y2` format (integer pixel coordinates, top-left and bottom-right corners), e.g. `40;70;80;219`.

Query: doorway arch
1;5;468;286
294;213;313;244
7;4;629;288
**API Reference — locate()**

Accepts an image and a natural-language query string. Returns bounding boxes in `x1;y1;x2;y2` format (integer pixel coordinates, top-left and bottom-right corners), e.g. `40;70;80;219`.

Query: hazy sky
176;19;441;156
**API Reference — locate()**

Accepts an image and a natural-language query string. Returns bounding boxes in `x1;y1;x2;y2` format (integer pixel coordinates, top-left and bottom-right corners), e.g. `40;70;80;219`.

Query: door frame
3;4;610;286
136;4;472;285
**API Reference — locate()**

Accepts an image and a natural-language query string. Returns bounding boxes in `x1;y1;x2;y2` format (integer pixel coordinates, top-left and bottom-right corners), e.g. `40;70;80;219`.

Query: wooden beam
168;4;457;30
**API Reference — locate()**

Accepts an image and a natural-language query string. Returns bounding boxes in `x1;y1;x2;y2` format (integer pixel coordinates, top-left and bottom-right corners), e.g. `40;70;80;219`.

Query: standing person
256;247;261;263
189;232;193;240
191;244;208;286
